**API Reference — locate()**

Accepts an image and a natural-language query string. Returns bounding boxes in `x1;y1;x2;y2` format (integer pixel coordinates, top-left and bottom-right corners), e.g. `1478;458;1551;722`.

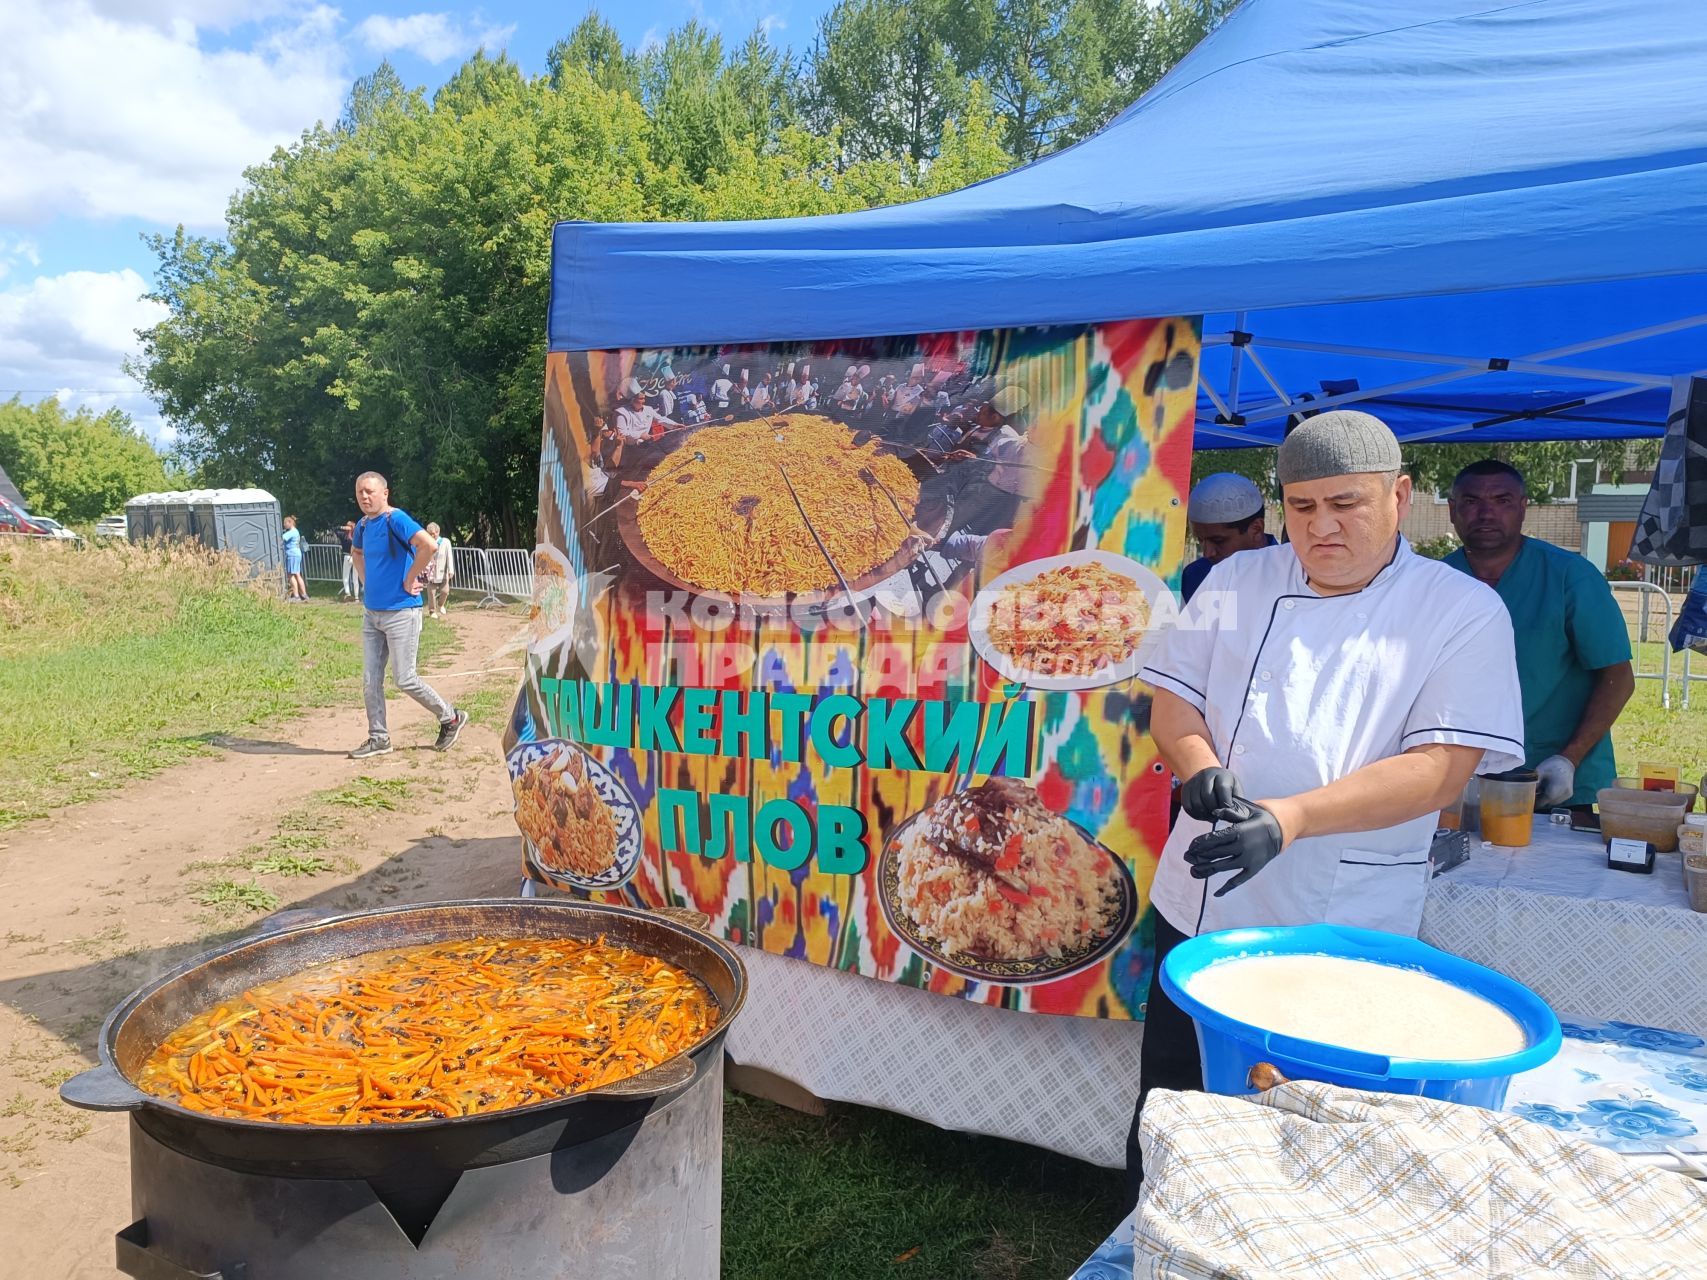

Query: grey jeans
363;607;454;740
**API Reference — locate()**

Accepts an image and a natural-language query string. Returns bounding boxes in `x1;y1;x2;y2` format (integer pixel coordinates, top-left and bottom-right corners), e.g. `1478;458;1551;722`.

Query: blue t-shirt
1444;537;1631;805
1180;535;1277;603
281;527;301;560
357;508;426;611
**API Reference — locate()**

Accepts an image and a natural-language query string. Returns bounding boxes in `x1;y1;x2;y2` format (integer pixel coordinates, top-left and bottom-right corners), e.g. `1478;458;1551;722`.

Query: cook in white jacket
1122;409;1523;1206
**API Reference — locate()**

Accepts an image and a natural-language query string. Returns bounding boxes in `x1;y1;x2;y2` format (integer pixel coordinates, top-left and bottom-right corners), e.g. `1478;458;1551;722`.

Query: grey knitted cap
1276;410;1402;487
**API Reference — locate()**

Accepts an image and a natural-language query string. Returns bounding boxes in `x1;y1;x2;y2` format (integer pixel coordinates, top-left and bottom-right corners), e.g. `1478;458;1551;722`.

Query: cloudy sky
0;0;829;447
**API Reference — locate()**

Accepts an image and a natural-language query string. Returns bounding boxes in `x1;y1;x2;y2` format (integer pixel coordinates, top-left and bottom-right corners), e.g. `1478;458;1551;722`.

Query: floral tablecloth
1505;1016;1707;1151
1069;1015;1707;1279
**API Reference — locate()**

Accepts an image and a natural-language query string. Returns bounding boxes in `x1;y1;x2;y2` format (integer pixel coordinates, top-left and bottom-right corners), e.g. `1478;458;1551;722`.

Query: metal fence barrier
1612;580;1675;711
1642;564;1703;712
302;543;533;608
1644;562;1700;597
302;543;344;586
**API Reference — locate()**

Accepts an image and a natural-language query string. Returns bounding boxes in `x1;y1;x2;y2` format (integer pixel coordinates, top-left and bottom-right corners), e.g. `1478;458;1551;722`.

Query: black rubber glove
1178;766;1242;823
1184;797;1285;897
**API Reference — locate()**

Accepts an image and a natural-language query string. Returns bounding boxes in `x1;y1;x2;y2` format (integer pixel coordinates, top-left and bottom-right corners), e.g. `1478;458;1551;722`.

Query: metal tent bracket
1199;312;1707;433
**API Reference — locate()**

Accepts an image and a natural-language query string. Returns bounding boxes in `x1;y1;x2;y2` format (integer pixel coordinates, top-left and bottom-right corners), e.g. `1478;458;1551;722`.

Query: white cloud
355;12;515;65
85;0;302;34
0;269;173;443
0;0;348;229
0;239;42;282
761;14;786;35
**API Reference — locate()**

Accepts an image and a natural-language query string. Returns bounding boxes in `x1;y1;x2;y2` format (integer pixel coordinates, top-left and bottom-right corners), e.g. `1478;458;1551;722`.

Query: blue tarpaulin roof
549;0;1707;446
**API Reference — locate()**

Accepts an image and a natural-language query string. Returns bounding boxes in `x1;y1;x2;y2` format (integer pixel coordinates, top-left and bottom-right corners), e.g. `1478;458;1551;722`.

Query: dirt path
0;603;534;1279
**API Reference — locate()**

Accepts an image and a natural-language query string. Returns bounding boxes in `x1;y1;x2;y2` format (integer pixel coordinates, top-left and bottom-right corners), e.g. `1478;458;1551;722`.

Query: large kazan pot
60;899;746;1280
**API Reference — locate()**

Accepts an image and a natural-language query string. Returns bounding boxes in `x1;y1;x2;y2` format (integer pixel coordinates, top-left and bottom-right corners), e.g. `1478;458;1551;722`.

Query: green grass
267;831;332;853
721;1094;1121;1280
1612;647;1707;789
191;879;281;915
461;668;523;728
0;540;450;829
246;852;335;877
326;775;412;810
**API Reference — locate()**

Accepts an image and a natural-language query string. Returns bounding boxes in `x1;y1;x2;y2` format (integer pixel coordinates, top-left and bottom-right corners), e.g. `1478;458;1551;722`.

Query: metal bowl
60;899;746;1181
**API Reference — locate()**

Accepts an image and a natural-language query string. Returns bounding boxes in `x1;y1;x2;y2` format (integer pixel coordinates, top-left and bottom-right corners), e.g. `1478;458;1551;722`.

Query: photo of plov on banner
505;317;1199;1019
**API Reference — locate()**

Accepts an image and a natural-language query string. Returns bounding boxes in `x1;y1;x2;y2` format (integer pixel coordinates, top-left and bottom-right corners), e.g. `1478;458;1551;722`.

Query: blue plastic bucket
1160;924;1561;1109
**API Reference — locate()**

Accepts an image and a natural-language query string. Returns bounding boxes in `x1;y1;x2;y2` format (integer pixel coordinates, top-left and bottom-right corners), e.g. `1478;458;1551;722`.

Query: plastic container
1459;777;1481;835
1160;924;1562;1110
1686;854;1707;913
1599;787;1691;853
1679;816;1707;858
1479;769;1538;847
1613;777;1699;813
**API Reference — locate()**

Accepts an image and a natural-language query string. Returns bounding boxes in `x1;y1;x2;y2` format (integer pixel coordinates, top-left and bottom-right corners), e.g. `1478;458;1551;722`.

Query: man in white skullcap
1180;472;1275;603
1123;409;1524;1207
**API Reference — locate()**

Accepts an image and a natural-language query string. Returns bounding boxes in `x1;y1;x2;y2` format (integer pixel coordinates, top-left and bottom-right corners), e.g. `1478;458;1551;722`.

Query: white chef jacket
614;404;667;442
1139;537;1523;939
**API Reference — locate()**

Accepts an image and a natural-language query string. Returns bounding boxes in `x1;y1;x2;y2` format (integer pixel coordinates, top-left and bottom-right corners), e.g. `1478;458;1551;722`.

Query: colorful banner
506;319;1198;1018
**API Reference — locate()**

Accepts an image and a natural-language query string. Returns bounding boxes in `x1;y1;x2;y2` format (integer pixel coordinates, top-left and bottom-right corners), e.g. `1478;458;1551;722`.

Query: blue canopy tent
549;0;1707;447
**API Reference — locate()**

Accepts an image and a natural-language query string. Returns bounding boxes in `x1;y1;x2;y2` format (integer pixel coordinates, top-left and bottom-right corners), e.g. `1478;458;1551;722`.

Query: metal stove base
120;1055;723;1280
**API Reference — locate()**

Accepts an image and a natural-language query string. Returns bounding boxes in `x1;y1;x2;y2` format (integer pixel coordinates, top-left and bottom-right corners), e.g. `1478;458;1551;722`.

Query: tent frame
1200;312;1707;442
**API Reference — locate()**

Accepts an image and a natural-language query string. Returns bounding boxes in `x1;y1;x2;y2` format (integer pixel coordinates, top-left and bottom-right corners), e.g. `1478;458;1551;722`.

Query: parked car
25;516;83;545
94;513;127;539
0;495;50;537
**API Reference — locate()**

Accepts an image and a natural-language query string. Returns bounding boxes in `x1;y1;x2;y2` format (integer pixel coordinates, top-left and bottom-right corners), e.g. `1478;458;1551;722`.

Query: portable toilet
125;489;283;580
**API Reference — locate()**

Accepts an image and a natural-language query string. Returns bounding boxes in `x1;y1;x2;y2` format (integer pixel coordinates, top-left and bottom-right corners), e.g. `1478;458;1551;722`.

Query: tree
985;0;1073;160
546;12;639;97
0;397;172;522
722;27;799;148
808;0;993;163
806;0;1236;165
341;60;410;132
638;22;743;183
136;60;662;543
135;8;1237;541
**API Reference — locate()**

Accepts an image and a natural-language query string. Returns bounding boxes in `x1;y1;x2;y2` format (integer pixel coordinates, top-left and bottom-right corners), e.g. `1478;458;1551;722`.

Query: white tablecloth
723;825;1707;1168
1420;822;1707;1041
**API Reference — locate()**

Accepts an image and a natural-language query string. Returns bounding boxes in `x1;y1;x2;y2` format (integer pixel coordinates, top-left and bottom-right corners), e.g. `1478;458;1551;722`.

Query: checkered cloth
1136;1082;1707;1278
1631;375;1707;568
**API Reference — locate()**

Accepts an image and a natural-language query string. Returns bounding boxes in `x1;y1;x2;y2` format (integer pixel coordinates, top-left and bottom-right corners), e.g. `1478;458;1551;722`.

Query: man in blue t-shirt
348;471;466;758
1446;459;1634;810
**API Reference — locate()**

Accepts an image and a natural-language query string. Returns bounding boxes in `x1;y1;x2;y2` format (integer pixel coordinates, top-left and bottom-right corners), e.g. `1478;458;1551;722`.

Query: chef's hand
1185;798;1285;897
1179;766;1242;822
1535;755;1575;809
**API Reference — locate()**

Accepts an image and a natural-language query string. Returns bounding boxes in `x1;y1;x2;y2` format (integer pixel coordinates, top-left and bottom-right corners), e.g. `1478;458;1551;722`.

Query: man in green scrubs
1446;460;1635;810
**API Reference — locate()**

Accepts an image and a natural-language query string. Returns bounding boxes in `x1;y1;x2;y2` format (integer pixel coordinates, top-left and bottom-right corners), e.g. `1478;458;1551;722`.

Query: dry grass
0;538;261;652
0;539;406;829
